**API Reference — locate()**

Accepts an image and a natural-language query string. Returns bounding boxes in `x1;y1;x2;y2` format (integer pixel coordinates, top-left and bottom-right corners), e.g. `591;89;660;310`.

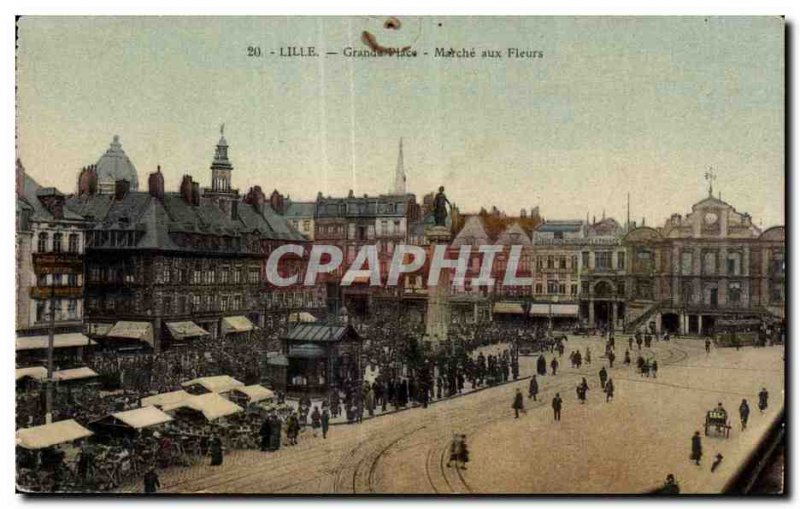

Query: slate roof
22;175;85;222
65;189;306;253
535;220;584;233
283;201;316;218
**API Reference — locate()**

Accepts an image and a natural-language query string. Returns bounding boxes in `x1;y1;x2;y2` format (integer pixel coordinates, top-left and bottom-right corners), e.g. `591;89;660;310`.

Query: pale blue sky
16;16;784;227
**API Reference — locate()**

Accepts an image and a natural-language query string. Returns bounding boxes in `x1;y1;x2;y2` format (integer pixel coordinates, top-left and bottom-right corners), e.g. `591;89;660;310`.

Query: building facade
623;192;785;335
17;160;88;336
67;133;308;351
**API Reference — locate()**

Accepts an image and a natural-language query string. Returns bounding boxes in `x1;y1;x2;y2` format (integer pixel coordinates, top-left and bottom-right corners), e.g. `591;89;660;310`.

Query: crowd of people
16;309;783;493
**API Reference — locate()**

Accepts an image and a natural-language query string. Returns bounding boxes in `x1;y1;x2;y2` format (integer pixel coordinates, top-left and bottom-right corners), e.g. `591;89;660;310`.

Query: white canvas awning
53;367;99;382
493;302;524;314
89;323;114;337
140;390;192;408
16;419;93;450
16;333;95;351
221;315;254;334
110;406;173;429
107;321;154;346
166;321;210;340
16;366;47;381
231;385;274;403
182;375;244;394
162;393;243;421
529;304;580;317
288;312;317;323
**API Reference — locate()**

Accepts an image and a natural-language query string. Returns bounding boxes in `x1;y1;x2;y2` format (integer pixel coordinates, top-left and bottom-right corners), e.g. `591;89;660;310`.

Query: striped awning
493;302;524;314
166;321;210;339
107;321;154;346
221;316;254;334
529;304;579;317
16;333;95;351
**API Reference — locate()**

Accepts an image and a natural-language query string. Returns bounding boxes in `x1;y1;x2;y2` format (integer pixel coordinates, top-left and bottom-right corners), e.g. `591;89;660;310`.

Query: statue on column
433;186;451;227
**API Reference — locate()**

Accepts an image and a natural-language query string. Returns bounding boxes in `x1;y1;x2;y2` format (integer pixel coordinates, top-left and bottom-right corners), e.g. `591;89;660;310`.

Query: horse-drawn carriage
704;408;731;438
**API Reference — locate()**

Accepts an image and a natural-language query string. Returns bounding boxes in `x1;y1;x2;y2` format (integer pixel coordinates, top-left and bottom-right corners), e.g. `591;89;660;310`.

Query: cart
704;409;731;438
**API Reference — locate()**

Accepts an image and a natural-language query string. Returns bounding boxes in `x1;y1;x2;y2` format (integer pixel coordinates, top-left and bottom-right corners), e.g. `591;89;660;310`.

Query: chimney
180;175;194;204
148;165;165;200
231;200;239;220
114;179;130;201
245;186;266;213
191;182;200;206
77;165;98;196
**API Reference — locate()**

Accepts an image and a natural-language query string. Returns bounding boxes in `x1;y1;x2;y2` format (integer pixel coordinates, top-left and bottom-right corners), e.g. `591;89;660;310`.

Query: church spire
393;138;406;195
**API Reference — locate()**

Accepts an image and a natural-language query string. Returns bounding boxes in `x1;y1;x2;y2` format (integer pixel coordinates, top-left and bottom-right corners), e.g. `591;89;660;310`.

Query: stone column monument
425;186;453;349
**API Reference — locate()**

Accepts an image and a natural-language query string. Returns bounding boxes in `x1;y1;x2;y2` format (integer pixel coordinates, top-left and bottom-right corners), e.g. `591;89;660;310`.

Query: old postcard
14;16;785;495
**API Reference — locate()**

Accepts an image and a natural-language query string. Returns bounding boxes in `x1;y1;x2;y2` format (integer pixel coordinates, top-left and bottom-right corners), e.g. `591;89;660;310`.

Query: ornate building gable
451;215;489;247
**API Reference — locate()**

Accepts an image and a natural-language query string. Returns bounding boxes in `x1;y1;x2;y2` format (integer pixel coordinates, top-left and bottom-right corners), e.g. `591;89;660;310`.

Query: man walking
739;399;750;430
259;417;272;451
758;388;769;413
528;375;539;401
550;357;559;376
598;366;608;389
604;378;614;402
321;406;331;439
690;431;703;466
512;388;525;418
143;467;161;494
552;393;563;421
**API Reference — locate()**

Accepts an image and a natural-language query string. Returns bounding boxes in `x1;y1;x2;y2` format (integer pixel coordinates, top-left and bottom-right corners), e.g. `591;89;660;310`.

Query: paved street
120;336;784;494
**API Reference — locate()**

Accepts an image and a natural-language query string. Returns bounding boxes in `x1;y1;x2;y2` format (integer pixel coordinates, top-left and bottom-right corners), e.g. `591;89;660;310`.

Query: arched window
68;234;79;253
37;232;48;252
52;233;63;253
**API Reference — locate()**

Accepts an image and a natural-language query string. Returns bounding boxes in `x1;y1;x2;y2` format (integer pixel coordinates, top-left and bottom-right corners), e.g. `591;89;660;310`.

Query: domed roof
95;135;139;191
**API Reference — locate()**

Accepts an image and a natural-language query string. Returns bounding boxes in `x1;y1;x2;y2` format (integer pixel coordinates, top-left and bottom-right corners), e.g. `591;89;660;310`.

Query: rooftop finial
220;123;225;136
704;167;716;197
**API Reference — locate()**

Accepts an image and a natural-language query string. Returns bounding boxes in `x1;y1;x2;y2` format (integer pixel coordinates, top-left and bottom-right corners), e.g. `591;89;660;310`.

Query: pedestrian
705;337;711;355
446;434;462;468
585;347;592;365
365;387;376;417
624;350;631;366
608;350;615;368
711;453;724;473
598;366;608;389
512;388;525;418
551;357;559;376
143;467;160;494
604;378;614;402
537;354;547;376
311;405;322;437
690;431;702;466
259;417;272;451
758;388;769;413
577;377;589;404
658;474;680;494
458;434;470;470
739;399;750;431
651;360;658;378
321;407;331;439
552;393;563;421
629;336;634;350
270;412;282;451
528;375;539;401
209;433;224;466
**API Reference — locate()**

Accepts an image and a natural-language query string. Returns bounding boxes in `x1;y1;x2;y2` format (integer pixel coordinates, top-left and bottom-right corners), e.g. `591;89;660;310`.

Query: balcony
30;286;83;299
